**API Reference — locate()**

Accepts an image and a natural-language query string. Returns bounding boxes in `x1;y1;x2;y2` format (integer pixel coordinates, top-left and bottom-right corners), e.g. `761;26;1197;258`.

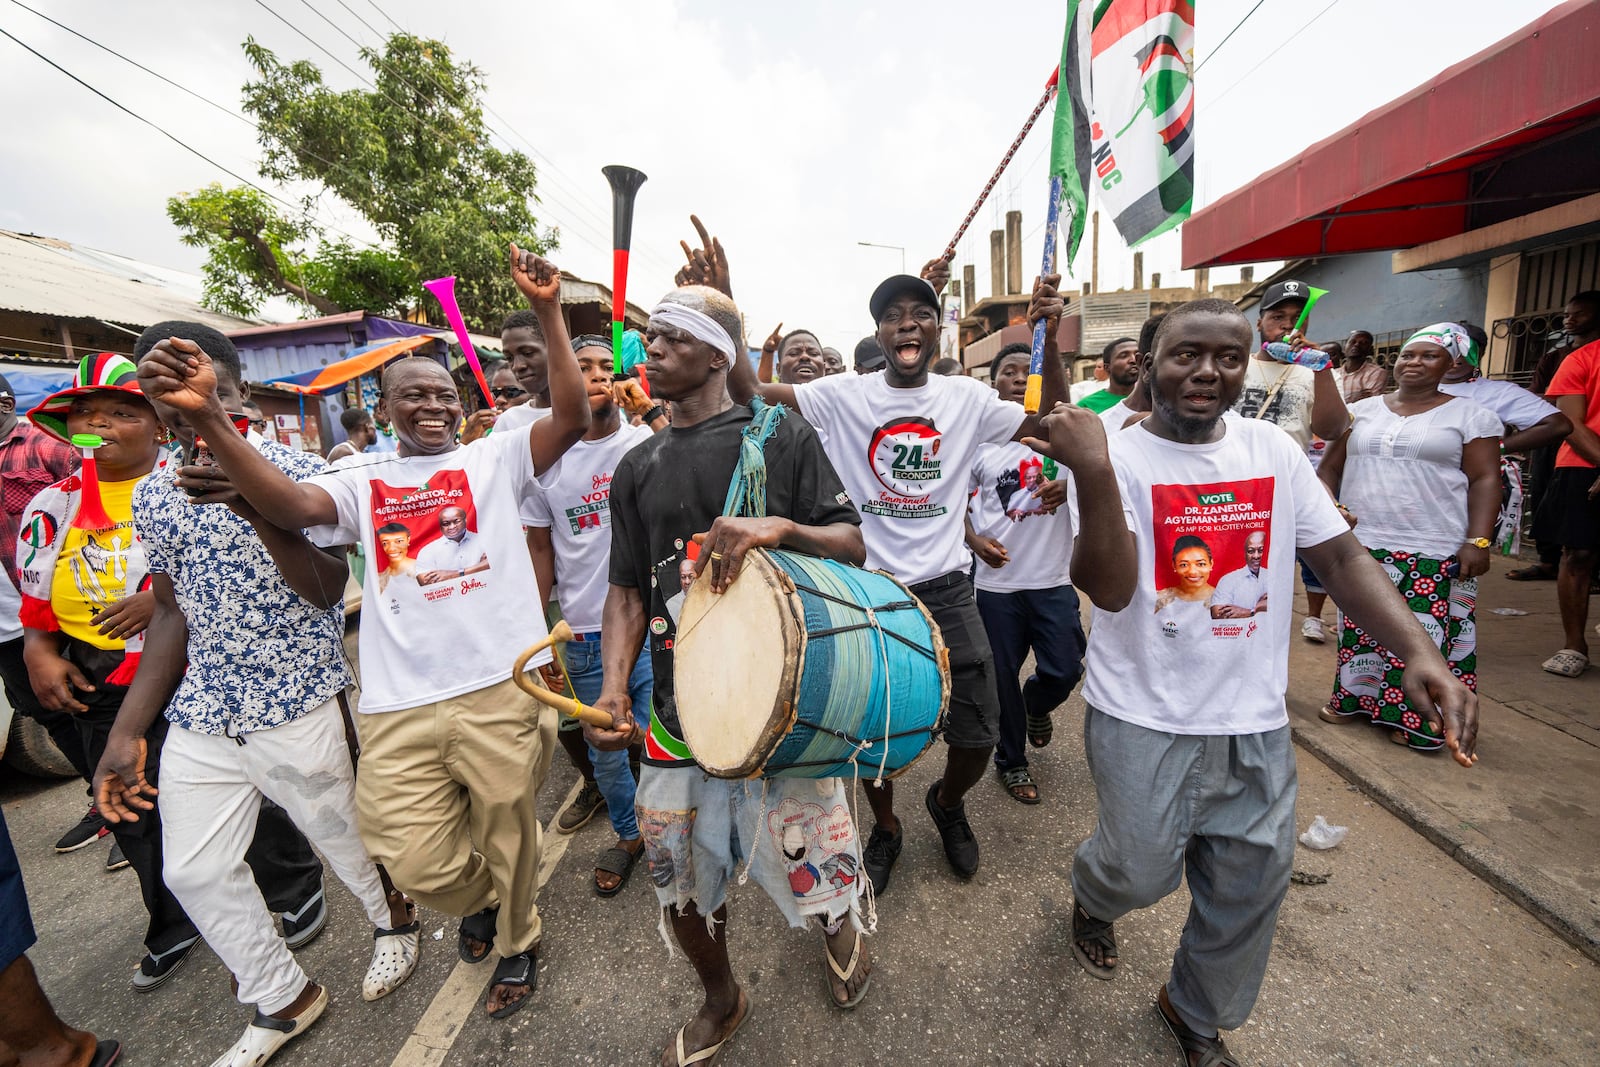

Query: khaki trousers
354;675;556;957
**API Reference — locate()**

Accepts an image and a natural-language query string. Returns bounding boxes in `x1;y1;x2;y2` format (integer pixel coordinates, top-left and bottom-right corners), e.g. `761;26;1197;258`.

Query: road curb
1290;723;1600;965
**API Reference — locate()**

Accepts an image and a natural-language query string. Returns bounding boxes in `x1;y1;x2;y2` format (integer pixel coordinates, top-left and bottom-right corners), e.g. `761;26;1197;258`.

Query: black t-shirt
608;404;859;764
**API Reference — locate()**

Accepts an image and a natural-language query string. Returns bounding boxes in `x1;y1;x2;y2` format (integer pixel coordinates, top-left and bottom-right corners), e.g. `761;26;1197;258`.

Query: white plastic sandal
363;920;420;1002
208;984;327;1067
1542;648;1589;678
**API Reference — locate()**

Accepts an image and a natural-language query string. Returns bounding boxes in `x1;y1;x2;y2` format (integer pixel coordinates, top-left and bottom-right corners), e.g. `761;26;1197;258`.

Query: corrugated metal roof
0;230;263;331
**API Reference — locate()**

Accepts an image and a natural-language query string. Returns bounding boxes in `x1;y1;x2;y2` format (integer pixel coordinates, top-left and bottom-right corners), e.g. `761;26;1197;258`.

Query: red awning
1182;0;1600;268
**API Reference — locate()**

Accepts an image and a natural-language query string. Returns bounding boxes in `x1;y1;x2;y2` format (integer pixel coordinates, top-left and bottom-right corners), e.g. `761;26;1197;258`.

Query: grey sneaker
557;780;605;834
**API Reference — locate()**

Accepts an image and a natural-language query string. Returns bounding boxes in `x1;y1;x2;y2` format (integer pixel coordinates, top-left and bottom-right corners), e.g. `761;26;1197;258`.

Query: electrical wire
1194;0;1268;74
1206;0;1342;105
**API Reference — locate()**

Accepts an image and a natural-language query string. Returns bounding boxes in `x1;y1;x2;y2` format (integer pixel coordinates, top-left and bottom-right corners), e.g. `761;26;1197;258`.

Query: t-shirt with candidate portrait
1069;419;1347;735
794;372;1026;586
306;427;555;713
523;422;651;633
608;405;858;767
967;441;1073;594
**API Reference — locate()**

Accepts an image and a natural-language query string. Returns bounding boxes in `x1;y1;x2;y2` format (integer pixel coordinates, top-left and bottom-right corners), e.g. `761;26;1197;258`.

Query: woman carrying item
1317;324;1502;751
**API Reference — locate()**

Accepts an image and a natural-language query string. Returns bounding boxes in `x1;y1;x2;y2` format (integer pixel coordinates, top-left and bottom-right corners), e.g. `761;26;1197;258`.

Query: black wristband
643;404;665;423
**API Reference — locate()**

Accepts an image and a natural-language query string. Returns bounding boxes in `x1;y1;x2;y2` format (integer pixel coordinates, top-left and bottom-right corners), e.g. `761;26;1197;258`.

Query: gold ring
709;551;724;561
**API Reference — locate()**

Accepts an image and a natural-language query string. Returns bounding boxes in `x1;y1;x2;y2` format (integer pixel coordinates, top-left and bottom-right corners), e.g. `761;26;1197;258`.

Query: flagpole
940;68;1060;264
1023;175;1065;415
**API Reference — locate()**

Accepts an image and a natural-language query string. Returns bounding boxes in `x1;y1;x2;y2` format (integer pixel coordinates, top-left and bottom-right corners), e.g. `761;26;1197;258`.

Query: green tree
169;33;553;326
167;184;414;318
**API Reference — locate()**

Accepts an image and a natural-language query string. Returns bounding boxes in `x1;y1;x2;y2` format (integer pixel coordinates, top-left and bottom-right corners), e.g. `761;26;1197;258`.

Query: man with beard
1048;298;1478;1066
1077;337;1139;413
584;284;869;1061
688;218;1071;893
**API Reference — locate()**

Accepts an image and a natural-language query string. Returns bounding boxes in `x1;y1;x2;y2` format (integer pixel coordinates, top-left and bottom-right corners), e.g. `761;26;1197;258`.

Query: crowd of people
5;214;1597;1067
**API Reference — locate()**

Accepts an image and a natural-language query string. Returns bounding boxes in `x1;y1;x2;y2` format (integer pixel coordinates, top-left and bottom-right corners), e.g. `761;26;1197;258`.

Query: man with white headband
687;219;1072;895
584;284;869;1062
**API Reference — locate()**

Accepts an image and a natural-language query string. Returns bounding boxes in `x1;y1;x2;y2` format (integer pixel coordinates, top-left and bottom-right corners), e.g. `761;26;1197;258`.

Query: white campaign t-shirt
1439;377;1559;433
306;429;554;713
522;422;651;633
795;372;1026;586
494;403;551;433
1232;358;1317;450
967;441;1072;593
1070;419;1348;735
1098;399;1140;435
1340;395;1503;558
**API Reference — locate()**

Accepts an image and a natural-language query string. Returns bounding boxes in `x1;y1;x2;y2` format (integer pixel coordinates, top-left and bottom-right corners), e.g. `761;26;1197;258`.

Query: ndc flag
1056;0;1195;262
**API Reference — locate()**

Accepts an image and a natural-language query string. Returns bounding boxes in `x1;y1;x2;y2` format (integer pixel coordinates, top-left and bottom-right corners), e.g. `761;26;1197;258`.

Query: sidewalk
1286;555;1600;962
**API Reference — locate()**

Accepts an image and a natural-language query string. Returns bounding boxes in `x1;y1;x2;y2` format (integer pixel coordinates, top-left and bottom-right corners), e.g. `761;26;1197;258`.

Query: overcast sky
0;0;1567;346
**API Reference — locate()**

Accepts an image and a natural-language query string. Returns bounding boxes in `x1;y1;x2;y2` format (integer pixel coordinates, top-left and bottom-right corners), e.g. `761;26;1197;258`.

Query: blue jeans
564;637;652;839
975;584;1086;771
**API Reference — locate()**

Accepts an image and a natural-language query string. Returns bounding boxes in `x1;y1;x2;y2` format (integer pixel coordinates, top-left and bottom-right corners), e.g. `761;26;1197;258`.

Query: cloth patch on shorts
638;806;696;898
767;795;859;912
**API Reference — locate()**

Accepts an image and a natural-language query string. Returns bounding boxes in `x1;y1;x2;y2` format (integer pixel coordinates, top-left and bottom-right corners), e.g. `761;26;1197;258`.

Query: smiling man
135;247;589;1023
699;216;1071;892
1046;297;1477;1067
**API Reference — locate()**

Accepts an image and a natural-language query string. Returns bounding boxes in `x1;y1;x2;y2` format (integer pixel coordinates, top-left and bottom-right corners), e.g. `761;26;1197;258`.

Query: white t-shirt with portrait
794;371;1026;586
1070;419;1347;735
968;441;1072;594
522;422;651;633
306;428;554;713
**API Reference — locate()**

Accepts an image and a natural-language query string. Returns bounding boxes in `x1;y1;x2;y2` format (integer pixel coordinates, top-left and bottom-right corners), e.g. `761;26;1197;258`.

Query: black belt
909;570;969;594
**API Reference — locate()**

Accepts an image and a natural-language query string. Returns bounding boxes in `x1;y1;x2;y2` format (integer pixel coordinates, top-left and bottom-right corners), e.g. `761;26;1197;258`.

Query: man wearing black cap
0;372;95;853
1232;280;1349;451
853;335;886;374
687;222;1071;892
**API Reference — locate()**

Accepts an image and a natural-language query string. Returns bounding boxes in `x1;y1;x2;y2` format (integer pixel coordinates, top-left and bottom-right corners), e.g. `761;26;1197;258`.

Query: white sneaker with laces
1301;617;1326;644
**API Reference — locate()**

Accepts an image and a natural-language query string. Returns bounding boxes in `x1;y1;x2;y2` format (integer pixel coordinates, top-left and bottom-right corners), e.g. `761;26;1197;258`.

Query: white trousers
160;698;390;1014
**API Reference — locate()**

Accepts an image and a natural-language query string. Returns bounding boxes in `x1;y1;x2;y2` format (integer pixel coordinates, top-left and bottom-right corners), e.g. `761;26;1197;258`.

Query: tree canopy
168;33;554;327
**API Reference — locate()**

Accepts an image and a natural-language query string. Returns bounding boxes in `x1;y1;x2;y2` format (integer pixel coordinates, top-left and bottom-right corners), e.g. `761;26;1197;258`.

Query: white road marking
388;777;584;1067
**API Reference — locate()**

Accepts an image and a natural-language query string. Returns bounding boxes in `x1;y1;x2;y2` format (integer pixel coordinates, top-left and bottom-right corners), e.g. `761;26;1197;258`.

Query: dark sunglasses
491;386;527;399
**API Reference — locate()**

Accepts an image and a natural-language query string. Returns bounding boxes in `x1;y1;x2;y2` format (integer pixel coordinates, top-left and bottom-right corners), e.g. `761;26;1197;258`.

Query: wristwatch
1465;537;1491;549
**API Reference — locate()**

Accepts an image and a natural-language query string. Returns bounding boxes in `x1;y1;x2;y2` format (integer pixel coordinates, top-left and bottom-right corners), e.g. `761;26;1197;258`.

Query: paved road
6;687;1597;1067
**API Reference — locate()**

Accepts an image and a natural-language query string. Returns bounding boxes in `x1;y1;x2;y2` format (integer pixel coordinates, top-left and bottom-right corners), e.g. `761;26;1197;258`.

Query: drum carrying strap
721;398;788;519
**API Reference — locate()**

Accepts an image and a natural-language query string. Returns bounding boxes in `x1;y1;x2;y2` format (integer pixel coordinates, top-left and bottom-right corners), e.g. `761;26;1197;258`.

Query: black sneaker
283;889;327;950
557;780;605;834
925;782;979;879
55;804;109;853
862;825;903;897
105;840;130;872
131;935;201;991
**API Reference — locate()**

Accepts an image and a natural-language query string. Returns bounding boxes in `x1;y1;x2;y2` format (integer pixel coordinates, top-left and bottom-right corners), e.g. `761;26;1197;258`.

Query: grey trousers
1071;705;1297;1033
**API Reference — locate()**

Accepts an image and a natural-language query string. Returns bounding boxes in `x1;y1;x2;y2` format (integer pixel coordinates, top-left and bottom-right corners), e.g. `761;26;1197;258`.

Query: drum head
674;551;800;778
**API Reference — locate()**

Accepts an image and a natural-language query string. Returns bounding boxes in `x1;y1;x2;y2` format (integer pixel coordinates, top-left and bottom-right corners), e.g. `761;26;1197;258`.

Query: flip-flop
457;906;498;964
1542;648;1590;678
1506;565;1556;581
823;929;872;1010
90;1040;122;1067
999;766;1042;805
485;951;537;1020
671;989;752;1066
594;841;642;898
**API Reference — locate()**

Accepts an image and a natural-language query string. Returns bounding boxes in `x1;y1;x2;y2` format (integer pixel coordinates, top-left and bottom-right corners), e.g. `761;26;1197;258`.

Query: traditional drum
674;548;950;779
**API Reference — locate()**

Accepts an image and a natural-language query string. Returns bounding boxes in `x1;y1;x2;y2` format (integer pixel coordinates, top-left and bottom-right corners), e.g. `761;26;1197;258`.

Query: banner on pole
1056;1;1195;262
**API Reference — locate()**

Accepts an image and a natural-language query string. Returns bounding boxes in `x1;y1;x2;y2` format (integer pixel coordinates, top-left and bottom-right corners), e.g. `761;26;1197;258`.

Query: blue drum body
674;549;950;780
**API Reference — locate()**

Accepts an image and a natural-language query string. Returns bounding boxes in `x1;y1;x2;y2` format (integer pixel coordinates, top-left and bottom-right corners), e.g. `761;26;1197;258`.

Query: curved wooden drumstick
512;621;617;728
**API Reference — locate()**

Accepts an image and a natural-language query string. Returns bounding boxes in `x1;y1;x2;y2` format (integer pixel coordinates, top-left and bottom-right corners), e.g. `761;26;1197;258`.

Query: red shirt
0;420;79;589
1546;338;1600;469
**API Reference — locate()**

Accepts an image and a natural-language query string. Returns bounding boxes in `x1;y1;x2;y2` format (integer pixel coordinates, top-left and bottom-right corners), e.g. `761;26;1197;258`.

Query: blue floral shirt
135;436;351;736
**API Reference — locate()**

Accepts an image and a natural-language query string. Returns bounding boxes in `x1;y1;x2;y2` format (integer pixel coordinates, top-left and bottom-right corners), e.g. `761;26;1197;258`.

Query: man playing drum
585;284;869;1064
692;217;1070;893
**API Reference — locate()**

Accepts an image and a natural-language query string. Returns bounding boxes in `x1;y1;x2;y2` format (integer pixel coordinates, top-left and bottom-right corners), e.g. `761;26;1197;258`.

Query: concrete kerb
1290;722;1600;964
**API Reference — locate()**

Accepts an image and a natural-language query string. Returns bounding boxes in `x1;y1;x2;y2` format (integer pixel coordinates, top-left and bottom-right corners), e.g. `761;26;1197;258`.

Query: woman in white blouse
1316;323;1502;752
